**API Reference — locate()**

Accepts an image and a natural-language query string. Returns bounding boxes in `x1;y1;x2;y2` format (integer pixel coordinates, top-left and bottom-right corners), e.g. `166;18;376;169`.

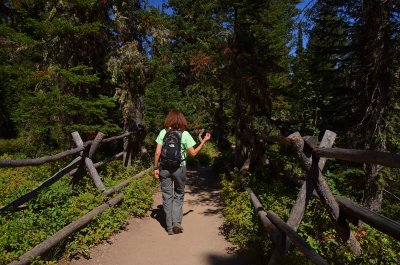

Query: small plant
219;145;400;264
0;159;157;264
187;141;219;167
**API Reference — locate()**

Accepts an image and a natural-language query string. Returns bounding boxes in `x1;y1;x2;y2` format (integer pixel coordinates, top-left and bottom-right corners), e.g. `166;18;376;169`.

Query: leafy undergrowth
186;141;220;167
219;143;400;264
0;156;157;264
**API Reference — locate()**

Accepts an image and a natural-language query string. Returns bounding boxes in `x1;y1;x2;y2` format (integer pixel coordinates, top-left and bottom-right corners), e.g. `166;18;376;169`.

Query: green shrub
220;172;271;263
186;141;219;167
0;137;27;154
220;151;400;265
0;159;157;264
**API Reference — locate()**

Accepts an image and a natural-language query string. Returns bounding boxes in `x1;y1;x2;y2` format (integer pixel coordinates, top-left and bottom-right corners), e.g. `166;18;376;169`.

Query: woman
154;110;211;235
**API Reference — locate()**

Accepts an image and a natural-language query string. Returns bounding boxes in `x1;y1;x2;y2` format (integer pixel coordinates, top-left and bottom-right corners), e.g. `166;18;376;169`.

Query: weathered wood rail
231;156;328;265
233;129;400;264
1;129;151;265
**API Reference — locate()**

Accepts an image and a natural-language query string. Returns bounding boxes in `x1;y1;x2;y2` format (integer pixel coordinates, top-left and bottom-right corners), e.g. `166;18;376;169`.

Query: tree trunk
358;0;392;211
363;164;384;211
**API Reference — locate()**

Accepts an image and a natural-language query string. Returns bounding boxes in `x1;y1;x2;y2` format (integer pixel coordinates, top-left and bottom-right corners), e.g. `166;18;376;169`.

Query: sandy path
69;166;250;265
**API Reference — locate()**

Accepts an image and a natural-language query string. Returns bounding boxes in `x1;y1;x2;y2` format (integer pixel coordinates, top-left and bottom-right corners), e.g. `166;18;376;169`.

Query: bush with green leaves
220;143;400;264
186;141;219;167
0;159;157;264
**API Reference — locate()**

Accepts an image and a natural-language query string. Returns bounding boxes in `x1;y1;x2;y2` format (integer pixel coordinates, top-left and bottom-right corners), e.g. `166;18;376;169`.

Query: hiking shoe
167;229;174;235
172;223;183;234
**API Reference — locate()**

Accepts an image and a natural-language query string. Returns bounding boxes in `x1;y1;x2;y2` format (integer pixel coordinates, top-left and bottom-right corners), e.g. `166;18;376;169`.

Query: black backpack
160;129;182;168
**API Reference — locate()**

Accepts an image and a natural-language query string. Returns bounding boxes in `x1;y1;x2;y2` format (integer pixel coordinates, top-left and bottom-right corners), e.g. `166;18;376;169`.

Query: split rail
0;129;151;265
234;130;400;264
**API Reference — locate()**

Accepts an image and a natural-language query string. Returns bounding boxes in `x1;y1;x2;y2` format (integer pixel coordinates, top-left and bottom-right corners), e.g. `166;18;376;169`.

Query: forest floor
66;166;251;265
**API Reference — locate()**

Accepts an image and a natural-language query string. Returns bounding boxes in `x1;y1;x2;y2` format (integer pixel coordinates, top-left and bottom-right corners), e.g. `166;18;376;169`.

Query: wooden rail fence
0;129;151;265
232;129;400;265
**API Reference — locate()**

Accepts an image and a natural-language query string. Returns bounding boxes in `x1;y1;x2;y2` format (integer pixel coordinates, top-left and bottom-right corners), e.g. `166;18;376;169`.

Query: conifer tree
167;0;227;128
225;0;298;164
294;0;352;135
300;0;400;211
2;0;120;149
167;0;298;155
350;0;399;211
107;0;150;133
0;23;38;138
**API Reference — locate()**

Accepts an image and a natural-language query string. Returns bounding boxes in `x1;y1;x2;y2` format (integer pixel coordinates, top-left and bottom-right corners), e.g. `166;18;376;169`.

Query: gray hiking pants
159;166;186;230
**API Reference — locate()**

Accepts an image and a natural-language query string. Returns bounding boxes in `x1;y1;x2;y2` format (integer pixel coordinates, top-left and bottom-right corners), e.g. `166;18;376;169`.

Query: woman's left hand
203;132;211;142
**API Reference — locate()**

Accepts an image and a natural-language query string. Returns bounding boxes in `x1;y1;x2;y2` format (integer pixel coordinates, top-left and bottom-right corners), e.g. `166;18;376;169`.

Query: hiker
154;109;211;235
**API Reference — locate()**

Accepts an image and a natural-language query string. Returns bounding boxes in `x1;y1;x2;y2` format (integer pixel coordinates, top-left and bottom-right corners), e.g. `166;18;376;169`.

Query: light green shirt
156;129;196;166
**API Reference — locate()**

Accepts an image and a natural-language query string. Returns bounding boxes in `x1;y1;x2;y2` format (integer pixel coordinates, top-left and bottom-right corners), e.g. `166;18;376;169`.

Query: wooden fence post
269;131;335;263
239;152;328;265
123;132;133;167
88;132;105;158
269;130;361;256
309;155;362;254
69;132;87;190
71;131;105;192
285;131;336;247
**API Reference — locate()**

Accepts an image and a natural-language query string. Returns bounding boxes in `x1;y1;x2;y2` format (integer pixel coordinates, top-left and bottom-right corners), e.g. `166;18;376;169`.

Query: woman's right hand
154;169;160;179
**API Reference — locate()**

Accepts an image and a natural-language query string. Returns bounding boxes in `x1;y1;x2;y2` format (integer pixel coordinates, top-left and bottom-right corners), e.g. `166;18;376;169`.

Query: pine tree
167;0;227;128
167;0;298;154
223;0;298;164
294;0;352;135
144;60;185;129
0;23;38;138
2;0;120;150
107;0;150;133
351;0;399;211
299;0;400;211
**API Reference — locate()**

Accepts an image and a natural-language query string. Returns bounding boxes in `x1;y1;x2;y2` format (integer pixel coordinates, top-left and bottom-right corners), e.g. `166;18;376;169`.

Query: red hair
164;109;188;131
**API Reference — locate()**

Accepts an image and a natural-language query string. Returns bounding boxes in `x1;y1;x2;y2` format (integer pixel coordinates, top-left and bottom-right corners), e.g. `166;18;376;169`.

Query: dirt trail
69;166;251;265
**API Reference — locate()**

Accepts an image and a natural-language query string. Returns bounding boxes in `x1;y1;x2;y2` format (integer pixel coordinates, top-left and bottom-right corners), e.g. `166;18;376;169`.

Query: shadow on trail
151;166;223;231
185;166;223;214
206;254;251;265
150;204;194;230
150;205;166;230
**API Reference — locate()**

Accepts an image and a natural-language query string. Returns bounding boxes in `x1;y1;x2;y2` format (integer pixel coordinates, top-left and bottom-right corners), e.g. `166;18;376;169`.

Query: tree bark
357;0;392;211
